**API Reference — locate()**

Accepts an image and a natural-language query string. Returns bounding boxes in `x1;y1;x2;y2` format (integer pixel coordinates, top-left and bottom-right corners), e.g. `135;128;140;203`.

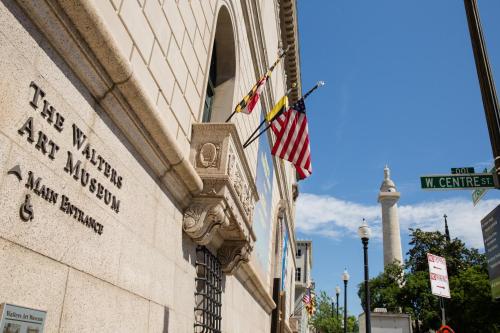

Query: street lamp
358;219;372;333
342;269;350;333
335;285;340;322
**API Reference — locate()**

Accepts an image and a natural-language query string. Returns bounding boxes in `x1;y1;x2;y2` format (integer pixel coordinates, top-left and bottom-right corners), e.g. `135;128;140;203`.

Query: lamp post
342;269;349;333
358;219;372;333
335;285;340;322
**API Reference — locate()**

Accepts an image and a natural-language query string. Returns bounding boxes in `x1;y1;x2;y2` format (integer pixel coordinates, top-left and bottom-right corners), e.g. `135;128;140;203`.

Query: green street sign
472;167;495;205
451;167;475;174
421;173;495;190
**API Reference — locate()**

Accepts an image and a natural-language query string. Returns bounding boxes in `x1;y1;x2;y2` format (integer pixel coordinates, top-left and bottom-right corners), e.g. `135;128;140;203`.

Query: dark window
296;249;302;257
295;268;301;282
202;44;217;123
195;246;222;333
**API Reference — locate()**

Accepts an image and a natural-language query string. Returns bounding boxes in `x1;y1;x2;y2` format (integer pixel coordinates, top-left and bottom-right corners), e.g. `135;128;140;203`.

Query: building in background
293;240;313;333
0;0;302;332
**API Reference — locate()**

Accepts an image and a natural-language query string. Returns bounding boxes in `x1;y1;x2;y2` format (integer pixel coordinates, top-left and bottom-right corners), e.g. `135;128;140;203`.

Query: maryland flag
303;287;316;317
235;49;288;115
265;95;288;122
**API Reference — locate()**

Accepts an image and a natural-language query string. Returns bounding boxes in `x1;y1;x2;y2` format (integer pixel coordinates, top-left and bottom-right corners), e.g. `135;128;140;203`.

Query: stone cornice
280;0;302;102
378;191;401;204
16;0;203;209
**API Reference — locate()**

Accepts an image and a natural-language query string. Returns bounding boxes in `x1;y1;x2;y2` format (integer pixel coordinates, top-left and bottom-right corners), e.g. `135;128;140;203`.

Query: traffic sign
472;167;494;206
428;253;451;298
472;188;487;206
451;167;475;174
420;173;494;190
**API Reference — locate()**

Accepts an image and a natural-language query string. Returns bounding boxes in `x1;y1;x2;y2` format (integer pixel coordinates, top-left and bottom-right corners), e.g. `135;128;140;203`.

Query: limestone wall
0;0;298;331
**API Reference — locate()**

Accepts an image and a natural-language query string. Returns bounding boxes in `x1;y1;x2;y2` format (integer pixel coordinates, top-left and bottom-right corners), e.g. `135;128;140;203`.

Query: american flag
303;288;311;304
271;98;312;179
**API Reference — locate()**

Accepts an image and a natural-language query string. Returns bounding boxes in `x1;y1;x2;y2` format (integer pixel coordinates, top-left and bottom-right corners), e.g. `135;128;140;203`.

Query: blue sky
295;1;500;317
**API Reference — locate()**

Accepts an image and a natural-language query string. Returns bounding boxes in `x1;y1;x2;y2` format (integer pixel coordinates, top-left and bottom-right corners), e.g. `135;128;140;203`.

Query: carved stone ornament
184;123;260;275
217;241;252;274
198;142;220;168
183;202;229;245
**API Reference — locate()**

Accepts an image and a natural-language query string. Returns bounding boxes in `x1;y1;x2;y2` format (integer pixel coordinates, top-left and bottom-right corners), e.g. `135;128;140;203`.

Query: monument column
378;166;403;267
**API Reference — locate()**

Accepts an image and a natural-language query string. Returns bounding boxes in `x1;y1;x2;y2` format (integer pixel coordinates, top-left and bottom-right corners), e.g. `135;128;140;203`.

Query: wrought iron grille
194;246;222;333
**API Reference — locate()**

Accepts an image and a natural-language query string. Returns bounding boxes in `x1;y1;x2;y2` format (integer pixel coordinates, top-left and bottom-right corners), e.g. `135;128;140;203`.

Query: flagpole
225;47;290;123
242;86;294;147
243;81;325;149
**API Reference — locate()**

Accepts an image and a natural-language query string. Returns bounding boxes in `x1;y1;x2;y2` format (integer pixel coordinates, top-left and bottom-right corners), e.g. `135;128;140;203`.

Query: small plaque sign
0;303;46;333
451;167;475;174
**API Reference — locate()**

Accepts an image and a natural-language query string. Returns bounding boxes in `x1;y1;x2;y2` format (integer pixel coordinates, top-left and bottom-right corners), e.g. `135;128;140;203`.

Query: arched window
202;6;236;123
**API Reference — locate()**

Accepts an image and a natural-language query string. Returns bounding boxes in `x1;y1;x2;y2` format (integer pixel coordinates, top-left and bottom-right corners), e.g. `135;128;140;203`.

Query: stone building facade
293;240;313;333
0;0;301;332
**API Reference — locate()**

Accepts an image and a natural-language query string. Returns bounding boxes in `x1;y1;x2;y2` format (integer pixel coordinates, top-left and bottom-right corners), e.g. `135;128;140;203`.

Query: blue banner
281;225;289;290
252;115;275;275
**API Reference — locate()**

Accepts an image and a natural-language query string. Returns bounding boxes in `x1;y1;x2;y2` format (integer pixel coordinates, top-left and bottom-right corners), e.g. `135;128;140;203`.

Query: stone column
378;166;403;267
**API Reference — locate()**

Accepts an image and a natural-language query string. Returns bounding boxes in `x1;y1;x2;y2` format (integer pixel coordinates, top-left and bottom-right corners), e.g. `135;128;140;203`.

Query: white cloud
296;193;499;249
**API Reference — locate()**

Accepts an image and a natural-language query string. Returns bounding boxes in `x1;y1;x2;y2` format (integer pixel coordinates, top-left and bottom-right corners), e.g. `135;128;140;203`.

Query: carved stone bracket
183;199;229;245
217;240;252;274
183;123;259;274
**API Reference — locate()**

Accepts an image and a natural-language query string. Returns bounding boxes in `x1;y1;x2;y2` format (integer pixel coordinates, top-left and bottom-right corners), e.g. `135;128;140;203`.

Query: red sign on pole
427;253;451;298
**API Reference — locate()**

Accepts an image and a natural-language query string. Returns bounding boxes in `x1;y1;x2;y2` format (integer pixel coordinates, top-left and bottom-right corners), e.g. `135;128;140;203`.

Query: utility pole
464;0;500;187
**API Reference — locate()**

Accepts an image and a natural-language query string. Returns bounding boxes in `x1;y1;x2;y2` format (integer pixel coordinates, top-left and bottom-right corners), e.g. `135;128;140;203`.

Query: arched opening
202;6;236;123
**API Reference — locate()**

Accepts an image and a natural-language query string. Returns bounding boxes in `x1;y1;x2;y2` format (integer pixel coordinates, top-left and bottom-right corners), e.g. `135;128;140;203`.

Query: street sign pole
464;0;500;188
440;297;446;326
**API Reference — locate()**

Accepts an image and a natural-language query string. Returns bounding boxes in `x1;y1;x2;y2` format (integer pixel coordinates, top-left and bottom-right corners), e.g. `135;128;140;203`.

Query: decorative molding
197;142;221;168
217;241;252;274
183;200;229;245
279;0;302;102
183;123;259;274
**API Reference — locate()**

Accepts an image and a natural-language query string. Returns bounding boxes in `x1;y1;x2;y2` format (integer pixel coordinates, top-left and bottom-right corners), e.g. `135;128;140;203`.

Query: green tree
308;291;358;333
357;229;500;333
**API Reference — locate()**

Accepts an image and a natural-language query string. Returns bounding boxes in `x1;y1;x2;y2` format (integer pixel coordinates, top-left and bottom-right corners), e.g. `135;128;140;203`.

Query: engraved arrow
7;164;22;181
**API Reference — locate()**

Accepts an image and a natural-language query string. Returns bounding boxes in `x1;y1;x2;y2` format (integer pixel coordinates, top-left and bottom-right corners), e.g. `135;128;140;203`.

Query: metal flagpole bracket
242;80;326;149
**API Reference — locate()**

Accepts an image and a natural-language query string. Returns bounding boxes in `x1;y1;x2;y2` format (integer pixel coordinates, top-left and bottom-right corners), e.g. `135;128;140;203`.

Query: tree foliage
308;291;359;333
357;229;500;333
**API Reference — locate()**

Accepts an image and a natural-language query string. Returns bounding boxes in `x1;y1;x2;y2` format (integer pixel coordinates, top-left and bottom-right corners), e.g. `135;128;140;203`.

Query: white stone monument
378;166;403;267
